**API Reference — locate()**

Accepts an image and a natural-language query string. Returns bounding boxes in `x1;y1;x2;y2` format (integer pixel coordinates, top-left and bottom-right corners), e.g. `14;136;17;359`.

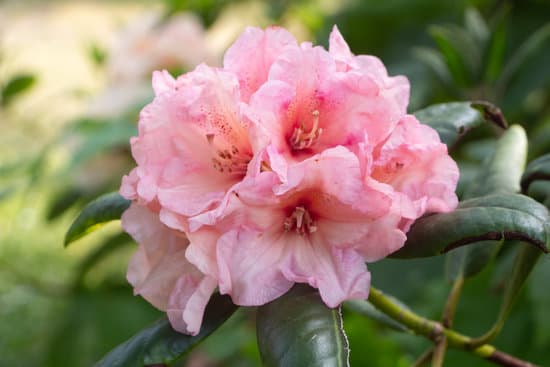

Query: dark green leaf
95;294;238;367
46;187;86;221
448;125;527;278
65;192;130;246
256;284;349;367
521;154;550;194
483;17;507;83
391;193;550;259
414;102;490;147
1;73;36;107
428;25;477;86
464;125;526;198
498;22;550;88
412;47;454;88
465;7;489;48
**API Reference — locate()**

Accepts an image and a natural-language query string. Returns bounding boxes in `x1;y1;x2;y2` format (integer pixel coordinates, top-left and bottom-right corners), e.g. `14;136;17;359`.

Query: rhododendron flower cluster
120;25;459;335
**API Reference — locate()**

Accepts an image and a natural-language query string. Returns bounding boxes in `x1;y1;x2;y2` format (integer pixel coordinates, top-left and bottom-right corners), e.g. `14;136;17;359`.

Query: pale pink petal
122;204;192;310
152;70;176;95
167;275;217;335
328;25;353;64
120;169;139;200
372;115;459;216
216;227;293;305
223;26;298;101
281;234;371;307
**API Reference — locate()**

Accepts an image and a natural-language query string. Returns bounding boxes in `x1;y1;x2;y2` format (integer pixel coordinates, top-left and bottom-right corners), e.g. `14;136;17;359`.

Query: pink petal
152;70;176;95
216;227;293;305
167;275;217;335
281;234;371;307
122;204;193;310
223;26;298;101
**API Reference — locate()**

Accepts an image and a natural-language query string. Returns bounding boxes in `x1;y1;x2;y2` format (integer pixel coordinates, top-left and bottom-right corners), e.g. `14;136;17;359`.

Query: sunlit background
1;0;550;366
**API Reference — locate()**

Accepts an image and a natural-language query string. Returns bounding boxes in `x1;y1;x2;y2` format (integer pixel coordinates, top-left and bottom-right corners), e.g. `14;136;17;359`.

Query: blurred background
1;0;550;366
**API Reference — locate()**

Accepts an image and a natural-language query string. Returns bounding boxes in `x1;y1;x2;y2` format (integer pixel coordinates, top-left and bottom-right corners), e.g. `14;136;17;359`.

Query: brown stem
432;337;448;367
410;348;433;367
487;350;539;367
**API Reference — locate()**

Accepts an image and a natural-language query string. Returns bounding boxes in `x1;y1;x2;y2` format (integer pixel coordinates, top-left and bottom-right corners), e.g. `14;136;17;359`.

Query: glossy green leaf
256;284;349;367
95;294;238;367
391;193;550;259
498;22;550;88
521;153;550;194
1;73;36;107
464;125;527;197
65;192;130;246
448;126;527;279
414;101;502;147
527;181;550;209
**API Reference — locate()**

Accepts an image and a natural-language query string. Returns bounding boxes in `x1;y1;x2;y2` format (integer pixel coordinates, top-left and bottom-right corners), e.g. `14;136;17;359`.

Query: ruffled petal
216;227;293;305
281;234;371;307
223;26;298;101
167;275;217;335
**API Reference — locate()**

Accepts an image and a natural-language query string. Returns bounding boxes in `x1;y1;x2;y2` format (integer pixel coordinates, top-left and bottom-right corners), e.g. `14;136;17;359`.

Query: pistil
284;206;317;235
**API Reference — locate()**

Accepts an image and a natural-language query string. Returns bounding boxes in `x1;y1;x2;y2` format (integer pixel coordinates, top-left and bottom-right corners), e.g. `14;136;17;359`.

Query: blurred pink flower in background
88;12;212;119
120;25;459;335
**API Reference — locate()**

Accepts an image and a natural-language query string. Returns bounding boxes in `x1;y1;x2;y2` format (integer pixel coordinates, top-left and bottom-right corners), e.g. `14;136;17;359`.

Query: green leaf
498;22;550;89
391;193;550;259
66;119;136;172
46;186;86;221
94;294;238;367
1;73;36;107
428;25;478;86
447;126;527;278
256;284;349;367
464;125;527;198
527;181;550;208
465;7;489;48
414;101;501;147
483;17;507;83
521;153;550;194
65;192;130;246
412;46;454;88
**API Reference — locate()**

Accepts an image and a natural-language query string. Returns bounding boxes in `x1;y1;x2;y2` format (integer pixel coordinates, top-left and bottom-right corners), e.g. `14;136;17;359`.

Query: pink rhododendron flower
120;25;459;335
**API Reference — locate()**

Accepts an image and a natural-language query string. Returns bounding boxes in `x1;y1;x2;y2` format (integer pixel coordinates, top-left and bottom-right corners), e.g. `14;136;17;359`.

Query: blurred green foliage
1;0;550;366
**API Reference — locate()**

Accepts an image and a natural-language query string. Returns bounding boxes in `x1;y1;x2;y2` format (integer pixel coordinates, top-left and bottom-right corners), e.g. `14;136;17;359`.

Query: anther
289;110;323;150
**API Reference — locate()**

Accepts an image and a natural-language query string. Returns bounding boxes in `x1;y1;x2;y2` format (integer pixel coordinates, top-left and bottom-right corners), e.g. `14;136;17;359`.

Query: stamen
289;110;323;150
284;206;317;235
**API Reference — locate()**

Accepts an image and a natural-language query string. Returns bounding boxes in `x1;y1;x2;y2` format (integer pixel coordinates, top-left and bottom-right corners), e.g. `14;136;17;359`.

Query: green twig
368;287;540;367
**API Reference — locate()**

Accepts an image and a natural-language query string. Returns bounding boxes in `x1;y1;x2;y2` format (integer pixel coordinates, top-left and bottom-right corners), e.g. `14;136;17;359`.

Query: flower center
284;206;317;235
207;134;251;175
289;110;323;151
